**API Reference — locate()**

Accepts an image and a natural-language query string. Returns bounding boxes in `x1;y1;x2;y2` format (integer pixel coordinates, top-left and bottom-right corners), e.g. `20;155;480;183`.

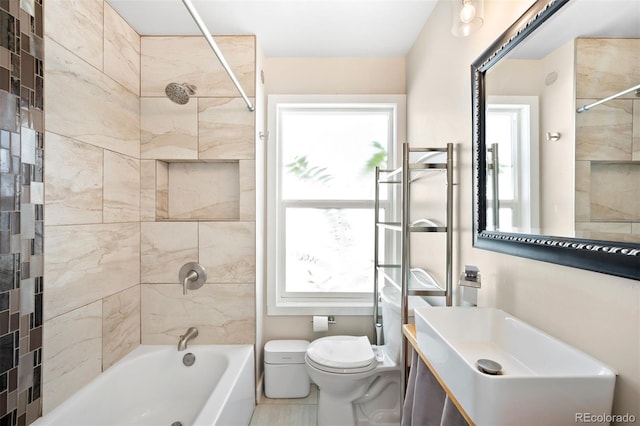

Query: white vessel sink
414;307;616;426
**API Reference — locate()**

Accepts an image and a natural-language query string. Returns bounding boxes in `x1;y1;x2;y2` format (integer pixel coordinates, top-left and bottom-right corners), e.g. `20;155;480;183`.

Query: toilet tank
380;284;431;363
381;285;401;363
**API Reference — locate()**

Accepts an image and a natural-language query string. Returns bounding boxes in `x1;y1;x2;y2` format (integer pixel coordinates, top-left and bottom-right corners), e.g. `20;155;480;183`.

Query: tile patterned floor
250;385;318;426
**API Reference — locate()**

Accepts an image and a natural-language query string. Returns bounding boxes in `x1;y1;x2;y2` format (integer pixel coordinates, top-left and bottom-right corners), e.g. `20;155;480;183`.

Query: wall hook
546;132;561;142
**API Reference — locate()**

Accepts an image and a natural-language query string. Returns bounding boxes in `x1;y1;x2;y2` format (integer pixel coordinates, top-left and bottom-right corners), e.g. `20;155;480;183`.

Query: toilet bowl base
312;370;402;426
317;391;361;426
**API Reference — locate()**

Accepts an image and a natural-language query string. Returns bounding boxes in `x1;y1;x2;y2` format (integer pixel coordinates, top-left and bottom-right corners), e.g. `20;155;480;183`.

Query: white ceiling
508;0;640;59
107;0;439;57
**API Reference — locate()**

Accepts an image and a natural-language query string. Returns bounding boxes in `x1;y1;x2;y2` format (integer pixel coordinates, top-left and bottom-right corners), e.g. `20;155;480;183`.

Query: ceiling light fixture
459;0;476;23
451;0;484;37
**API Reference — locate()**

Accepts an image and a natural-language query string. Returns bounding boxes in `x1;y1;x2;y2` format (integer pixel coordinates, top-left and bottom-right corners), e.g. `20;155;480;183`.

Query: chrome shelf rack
373;142;453;400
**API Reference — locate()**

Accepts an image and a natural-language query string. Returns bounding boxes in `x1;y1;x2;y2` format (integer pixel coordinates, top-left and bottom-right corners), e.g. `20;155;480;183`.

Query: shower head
165;82;197;105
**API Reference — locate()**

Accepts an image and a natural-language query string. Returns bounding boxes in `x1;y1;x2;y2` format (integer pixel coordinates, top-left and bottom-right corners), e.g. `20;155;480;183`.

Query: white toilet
305;285;412;426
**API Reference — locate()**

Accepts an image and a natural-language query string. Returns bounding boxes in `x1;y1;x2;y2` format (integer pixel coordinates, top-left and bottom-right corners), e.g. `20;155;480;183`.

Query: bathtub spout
178;327;199;351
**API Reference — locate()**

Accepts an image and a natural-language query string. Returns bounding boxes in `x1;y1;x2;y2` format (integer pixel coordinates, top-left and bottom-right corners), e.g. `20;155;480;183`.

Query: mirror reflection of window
486;110;516;230
486;97;540;233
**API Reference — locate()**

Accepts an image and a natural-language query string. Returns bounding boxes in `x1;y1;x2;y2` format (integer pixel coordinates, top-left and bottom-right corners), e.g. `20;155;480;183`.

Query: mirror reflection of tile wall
0;0;45;424
575;38;640;243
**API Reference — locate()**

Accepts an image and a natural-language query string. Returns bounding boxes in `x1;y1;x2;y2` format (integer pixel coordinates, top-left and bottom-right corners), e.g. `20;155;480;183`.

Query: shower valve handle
179;262;207;295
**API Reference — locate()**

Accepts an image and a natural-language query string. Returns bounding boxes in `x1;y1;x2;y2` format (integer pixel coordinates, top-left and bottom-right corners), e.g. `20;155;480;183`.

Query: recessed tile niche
151;160;240;221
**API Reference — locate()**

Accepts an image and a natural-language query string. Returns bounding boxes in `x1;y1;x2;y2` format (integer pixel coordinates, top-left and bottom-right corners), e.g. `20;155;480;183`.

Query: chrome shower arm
181;0;255;112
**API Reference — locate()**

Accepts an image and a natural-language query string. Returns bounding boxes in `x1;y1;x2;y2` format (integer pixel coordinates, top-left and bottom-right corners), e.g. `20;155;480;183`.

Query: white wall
406;0;638;419
538;40;575;236
265;57;405;95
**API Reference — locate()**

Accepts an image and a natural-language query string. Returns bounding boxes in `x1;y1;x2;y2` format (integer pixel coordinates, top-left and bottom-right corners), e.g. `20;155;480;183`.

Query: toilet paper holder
310;315;336;324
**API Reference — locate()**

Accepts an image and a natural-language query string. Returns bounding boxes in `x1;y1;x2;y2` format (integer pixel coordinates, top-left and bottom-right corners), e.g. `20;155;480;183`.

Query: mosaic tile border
0;0;44;424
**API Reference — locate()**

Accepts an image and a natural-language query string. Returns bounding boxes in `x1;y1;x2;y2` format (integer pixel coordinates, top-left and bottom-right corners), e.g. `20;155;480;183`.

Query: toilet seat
306;354;377;374
306;336;376;374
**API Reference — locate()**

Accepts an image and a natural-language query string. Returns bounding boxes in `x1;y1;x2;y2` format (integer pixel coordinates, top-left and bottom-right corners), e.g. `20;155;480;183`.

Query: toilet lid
307;336;375;370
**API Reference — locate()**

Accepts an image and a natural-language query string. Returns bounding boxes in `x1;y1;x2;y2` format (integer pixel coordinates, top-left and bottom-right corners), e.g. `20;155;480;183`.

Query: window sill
267;300;373;316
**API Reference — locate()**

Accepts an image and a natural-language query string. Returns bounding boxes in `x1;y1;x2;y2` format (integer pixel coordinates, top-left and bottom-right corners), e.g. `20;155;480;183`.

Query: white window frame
267;94;406;316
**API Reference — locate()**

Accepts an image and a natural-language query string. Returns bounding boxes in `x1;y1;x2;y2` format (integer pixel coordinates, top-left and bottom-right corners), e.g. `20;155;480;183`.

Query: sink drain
171;422;183;426
477;358;502;375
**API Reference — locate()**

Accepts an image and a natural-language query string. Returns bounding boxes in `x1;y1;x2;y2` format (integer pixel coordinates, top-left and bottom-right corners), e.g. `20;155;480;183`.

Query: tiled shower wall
42;0;141;415
0;0;44;424
139;36;257;345
4;0;258;420
575;38;640;243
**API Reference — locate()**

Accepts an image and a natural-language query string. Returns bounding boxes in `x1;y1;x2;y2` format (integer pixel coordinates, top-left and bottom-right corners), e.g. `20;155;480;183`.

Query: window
486;96;539;233
267;95;405;315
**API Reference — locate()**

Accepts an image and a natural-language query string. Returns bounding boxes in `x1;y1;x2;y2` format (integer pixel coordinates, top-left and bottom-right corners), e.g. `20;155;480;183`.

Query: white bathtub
34;345;255;426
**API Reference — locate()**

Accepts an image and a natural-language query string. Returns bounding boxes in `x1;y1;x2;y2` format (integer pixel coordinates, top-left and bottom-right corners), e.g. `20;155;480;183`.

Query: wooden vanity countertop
403;324;475;426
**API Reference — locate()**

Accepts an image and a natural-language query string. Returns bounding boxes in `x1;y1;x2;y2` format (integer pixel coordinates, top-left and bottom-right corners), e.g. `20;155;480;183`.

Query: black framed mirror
472;0;640;280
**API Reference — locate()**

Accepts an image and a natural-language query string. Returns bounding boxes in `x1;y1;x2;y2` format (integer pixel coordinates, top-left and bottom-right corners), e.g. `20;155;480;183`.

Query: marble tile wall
139;35;256;345
199;222;256;283
42;301;101;414
199;97;255;159
140;97;198;159
0;0;44;424
141;36;255;98
139;36;255;162
44;132;103;225
575;38;640;242
139;220;256;344
141;221;198;284
103;151;140;223
140;160;158;221
102;286;140;370
45;37;139;158
141;283;255;344
44;223;140;321
16;11;257;419
42;0;141;418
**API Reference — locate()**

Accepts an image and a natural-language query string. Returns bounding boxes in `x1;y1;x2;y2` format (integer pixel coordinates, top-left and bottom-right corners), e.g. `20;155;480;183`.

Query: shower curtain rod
181;0;255;112
576;82;640;113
